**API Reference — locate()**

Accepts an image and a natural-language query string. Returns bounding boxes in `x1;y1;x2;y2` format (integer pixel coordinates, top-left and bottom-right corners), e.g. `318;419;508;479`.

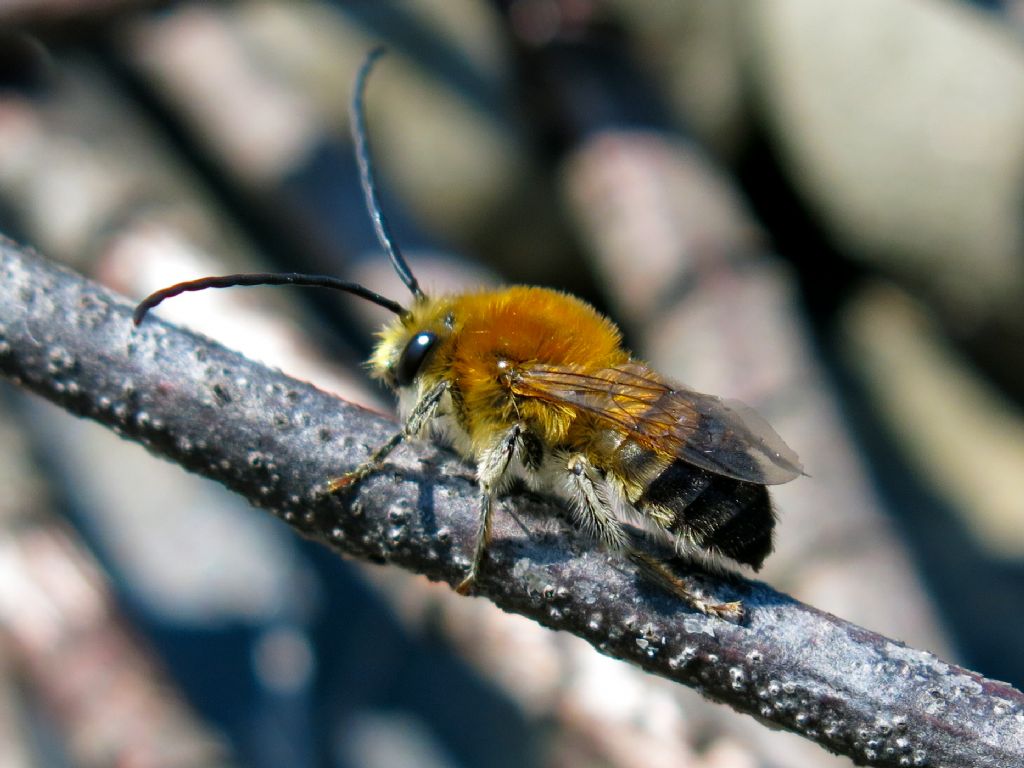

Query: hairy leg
326;380;448;493
567;454;742;621
455;424;522;595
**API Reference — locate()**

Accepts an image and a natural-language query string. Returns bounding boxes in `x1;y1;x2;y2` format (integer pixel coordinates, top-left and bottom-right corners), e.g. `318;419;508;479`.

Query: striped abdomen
615;442;776;569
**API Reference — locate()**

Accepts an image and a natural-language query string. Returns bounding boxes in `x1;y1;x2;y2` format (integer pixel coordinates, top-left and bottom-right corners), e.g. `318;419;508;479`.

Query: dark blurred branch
0;0;164;28
0;487;236;768
2;237;1023;768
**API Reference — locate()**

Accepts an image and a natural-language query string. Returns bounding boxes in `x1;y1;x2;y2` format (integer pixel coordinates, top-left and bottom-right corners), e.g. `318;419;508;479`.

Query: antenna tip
356;46;388;85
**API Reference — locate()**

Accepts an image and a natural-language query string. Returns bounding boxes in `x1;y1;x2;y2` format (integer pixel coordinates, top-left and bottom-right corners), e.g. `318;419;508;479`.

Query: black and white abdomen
639;460;774;569
612;441;776;570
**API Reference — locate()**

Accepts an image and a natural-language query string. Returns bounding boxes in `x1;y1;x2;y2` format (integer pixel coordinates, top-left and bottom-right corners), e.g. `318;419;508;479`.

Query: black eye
395;331;437;387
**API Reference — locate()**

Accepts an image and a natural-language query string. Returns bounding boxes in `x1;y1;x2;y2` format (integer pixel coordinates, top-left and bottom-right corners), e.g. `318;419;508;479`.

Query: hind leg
565;454;743;621
626;551;743;621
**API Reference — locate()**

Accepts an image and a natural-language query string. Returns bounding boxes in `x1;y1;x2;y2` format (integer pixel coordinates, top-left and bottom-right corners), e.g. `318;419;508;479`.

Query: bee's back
449;286;628;371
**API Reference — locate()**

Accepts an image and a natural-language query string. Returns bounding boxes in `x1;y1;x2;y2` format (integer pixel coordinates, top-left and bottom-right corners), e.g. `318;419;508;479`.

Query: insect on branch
1;238;1024;768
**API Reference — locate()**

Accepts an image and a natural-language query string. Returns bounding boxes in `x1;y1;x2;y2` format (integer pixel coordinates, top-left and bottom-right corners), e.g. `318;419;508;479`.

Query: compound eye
395;331;438;387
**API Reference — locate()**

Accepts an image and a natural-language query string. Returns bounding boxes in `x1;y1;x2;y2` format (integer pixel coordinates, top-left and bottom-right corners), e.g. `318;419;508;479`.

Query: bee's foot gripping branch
626;552;744;622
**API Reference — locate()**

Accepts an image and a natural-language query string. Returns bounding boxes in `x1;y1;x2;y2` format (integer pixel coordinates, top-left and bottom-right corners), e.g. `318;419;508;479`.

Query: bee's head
369;297;455;392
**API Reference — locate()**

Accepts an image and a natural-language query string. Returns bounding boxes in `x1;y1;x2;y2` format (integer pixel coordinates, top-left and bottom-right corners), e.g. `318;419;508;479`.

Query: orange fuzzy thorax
369;286;629;452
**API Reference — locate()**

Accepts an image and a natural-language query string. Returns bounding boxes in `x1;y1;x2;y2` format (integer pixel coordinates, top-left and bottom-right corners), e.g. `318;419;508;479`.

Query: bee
134;48;802;620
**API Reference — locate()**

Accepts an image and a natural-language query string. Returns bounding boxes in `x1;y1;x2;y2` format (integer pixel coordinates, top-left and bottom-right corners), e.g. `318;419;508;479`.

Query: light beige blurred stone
746;0;1024;323
842;281;1024;557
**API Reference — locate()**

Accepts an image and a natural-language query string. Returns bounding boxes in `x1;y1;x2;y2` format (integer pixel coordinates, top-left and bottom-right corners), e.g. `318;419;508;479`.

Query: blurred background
1;1;1023;766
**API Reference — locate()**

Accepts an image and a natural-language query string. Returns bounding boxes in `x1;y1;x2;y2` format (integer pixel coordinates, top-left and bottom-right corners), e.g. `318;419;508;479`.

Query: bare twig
2;237;1023;767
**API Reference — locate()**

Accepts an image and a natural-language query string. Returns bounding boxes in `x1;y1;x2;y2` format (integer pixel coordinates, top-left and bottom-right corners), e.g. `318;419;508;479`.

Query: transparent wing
510;362;802;485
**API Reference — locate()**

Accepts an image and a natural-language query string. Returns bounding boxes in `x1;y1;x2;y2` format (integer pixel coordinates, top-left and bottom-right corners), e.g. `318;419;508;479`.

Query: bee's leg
566;454;629;550
626;551;743;622
455;424;522;595
566;454;742;621
326;380;448;493
325;431;404;493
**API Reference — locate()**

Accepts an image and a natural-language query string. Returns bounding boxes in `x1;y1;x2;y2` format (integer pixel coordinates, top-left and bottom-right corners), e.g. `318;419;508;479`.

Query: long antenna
132;47;422;326
133;273;405;326
351;46;425;301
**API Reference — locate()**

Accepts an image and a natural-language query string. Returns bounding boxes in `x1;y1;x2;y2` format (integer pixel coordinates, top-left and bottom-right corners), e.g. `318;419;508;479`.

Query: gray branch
1;236;1022;768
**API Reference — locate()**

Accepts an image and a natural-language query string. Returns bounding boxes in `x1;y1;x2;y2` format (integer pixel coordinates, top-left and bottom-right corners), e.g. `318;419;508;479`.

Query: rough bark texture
2;237;1023;767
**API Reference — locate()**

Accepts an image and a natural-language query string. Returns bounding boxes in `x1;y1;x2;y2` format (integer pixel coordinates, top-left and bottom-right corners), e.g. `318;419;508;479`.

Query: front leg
327;380;448;493
455;424;522;595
